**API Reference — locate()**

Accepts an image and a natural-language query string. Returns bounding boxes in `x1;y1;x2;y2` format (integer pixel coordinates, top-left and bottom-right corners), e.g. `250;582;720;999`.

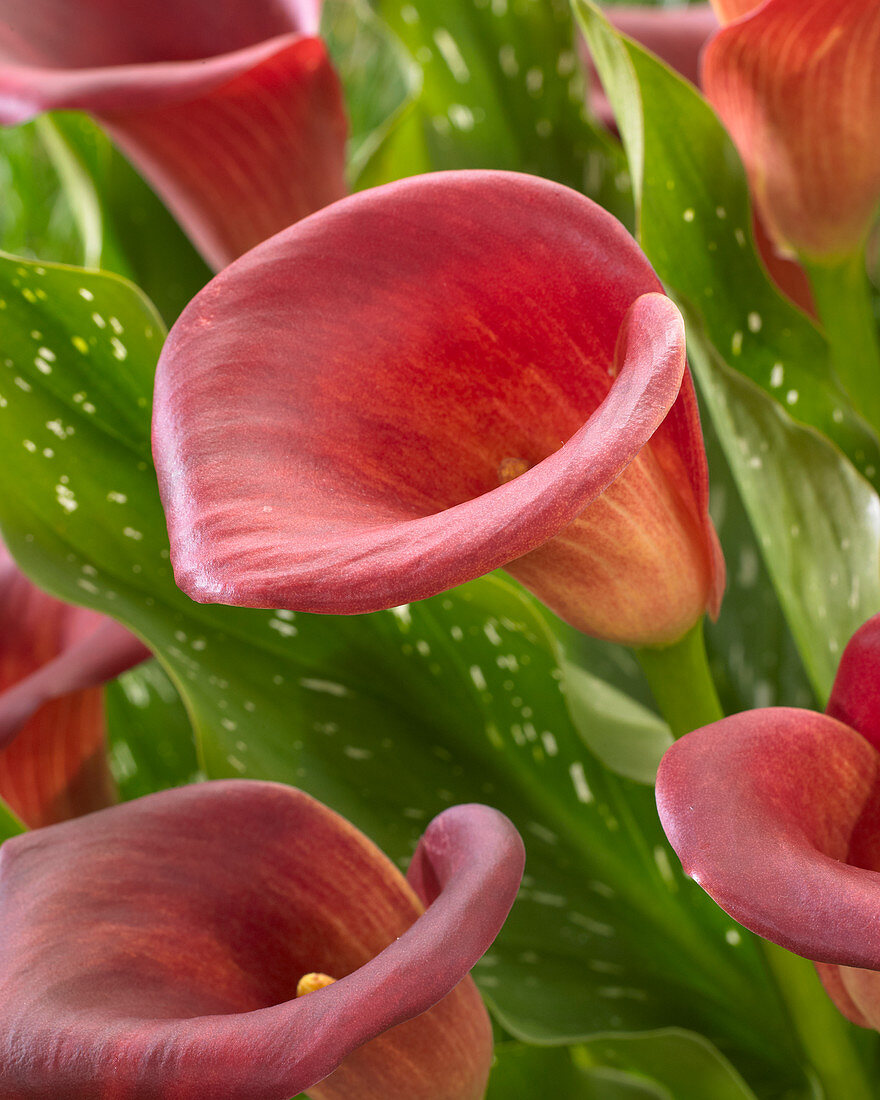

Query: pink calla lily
0;778;524;1098
0;0;348;269
0;541;149;827
656;612;880;1030
702;0;880;261
152;170;724;648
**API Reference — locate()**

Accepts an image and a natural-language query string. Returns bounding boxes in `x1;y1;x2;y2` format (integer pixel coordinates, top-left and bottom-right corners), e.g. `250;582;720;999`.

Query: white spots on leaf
109;317;124;335
653;845;677;887
527;821;558;845
344;746;373;760
123;527;143;540
23;439;36;453
770;362;784;388
557;50;576;77
448;104;475;131
299;678;349;697
46;419;74;439
682;208;695;223
14;377;31;392
568;911;614;937
715;206;726;219
55;483;78;513
78;288;94;301
786;389;799;405
734;227;746;247
107;491;128;504
747;311;762;333
499;43;518;76
110;337;127;361
390;604;412;628
540;731;558;756
731;330;743;356
525;67;543;95
401;3;419;22
269;618;298;638
91;312;106;329
569;761;593;804
433;28;470;82
725;929;742;946
469;665;487;691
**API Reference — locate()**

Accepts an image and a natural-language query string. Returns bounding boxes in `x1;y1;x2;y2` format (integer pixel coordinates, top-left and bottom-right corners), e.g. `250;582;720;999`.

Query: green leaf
104;659;200;802
322;0;422;185
0;253;814;1089
489;1043;600;1099
369;0;633;225
490;1042;667;1099
562;662;671;785
0;120;86;265
693;341;880;699
45;113;212;325
0;796;26;841
575;0;880;700
576;1030;759;1100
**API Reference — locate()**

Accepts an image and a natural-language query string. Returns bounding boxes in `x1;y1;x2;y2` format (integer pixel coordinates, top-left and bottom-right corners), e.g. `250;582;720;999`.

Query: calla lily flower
152;170;724;648
702;0;880;261
0;778;524;1098
0;0;348;269
0;540;149;827
656;612;880;1030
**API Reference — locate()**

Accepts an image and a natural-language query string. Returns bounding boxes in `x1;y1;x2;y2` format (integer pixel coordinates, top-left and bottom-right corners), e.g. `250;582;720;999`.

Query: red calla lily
656;612;880;1030
0;779;524;1098
0;0;348;269
152;170;724;648
0;541;149;827
702;0;880;261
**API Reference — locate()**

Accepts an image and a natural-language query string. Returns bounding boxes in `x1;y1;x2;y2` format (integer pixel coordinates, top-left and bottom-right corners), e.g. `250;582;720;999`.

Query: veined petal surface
702;0;880;259
154;170;722;646
0;1;347;267
0;780;524;1098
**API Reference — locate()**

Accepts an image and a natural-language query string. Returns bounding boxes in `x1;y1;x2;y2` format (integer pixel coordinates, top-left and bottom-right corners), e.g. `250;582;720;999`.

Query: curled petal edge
656;708;880;970
0;788;524;1099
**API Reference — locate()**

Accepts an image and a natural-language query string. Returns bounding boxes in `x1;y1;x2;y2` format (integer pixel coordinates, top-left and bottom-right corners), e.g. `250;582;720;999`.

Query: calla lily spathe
0;540;149;827
702;0;880;261
0;0;348;268
153;170;724;648
656;613;880;1030
0;779;524;1099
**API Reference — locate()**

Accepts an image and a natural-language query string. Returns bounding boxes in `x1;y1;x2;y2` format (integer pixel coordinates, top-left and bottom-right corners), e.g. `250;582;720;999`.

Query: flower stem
805;250;880;438
761;941;875;1100
633;619;723;739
